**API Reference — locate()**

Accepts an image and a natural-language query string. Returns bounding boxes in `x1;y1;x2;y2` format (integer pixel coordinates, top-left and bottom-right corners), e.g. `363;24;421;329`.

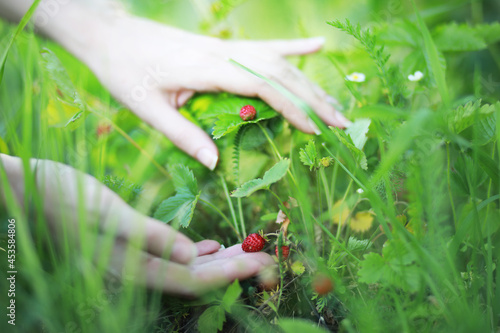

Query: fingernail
308;118;322;135
196;148;218;171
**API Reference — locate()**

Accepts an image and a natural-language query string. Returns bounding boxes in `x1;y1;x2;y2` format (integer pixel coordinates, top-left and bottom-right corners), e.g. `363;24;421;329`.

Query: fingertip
196;147;219;171
196;240;221;256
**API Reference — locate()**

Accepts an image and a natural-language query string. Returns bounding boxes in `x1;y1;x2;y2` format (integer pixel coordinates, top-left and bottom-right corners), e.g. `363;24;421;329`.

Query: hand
57;11;349;169
0;154;275;297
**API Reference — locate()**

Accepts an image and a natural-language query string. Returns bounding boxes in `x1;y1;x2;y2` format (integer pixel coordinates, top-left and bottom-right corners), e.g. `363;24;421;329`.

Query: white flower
408;71;424;82
356;188;364;194
346;72;366;82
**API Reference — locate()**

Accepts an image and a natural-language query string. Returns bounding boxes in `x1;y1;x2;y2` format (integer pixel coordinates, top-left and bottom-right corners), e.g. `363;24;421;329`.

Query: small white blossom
218;244;226;251
356;188;364;194
408;71;424;82
346;72;366;82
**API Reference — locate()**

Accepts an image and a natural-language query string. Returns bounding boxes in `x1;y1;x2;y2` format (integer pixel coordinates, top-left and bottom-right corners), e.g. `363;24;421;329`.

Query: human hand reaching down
0;154;275;297
0;0;350;170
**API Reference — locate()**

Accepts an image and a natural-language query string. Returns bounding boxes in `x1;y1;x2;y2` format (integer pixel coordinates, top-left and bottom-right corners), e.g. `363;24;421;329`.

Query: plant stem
199;198;241;240
219;174;242;240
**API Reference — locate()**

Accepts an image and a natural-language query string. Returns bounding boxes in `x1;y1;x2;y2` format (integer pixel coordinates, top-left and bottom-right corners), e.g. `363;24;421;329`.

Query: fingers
195;240;221;256
252;37;325;56
96;190;198;264
108;239;275;297
132;92;219;170
193;244;247;264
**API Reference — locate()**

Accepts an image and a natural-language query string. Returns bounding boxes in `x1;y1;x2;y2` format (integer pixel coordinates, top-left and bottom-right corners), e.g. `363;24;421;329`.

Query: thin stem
446;142;457;227
237;197;246;239
199;198;241;240
219;174;242;240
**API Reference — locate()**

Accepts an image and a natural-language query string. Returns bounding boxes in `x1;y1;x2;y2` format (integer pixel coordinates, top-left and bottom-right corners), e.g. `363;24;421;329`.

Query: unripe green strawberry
240;105;256;121
242;233;265;252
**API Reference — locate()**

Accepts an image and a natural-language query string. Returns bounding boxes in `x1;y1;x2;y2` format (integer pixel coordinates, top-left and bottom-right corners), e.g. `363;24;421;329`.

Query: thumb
257;36;325;56
132;92;219;170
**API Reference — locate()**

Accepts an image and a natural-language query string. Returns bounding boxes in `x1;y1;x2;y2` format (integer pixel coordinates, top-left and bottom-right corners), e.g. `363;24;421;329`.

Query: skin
0;0;348;296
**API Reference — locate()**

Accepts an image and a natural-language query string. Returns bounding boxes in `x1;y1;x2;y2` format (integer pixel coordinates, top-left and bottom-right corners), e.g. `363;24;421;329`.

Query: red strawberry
239;105;256;121
312;274;334;295
242;233;265;252
275;245;290;259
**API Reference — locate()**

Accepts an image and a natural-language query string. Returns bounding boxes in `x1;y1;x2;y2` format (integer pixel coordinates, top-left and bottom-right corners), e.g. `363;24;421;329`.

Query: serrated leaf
169;164;198;196
221;280;242;313
447;100;496;133
153;165;200;227
347;237;372;252
433;23;487;51
331;128;368;170
231;159;290;197
358;239;420;292
291;261;306;275
345;118;371;150
212;108;277;139
299;140;318;171
279;319;330;333
474;22;500;44
198;305;226;333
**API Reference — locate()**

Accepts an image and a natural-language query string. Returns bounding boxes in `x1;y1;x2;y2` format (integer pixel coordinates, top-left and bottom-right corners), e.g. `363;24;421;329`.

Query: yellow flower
332;200;350;225
349;211;374;233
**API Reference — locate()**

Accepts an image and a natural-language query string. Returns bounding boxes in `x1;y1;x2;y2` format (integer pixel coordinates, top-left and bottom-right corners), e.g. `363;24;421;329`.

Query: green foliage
279;319;330;333
102;175;143;204
331;127;368;170
433;22;500;52
198;280;242;333
154;165;200;227
299;140;318;171
198;306;226;333
447;99;497;134
358;238;421;293
40;48;87;126
231;158;290;197
0;0;40;84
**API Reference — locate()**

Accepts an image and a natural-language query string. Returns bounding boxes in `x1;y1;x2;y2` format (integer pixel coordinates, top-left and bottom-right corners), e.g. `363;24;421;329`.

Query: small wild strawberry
312;274;334;295
275;245;290;259
242;233;265;252
239;105;256;121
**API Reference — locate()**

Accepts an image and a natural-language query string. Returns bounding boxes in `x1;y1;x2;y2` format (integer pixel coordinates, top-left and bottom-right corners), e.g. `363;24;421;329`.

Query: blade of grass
410;0;450;107
0;0;41;84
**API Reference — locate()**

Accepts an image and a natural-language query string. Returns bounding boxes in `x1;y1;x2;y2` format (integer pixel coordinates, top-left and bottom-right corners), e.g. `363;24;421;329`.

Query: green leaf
221;280;242;313
358;239;420;293
231;159;290;197
40;48;86;111
0;0;41;84
279;319;330;333
433;23;487;52
198;305;226;333
212;108;277;139
299;140;318;171
447;100;496;134
474;22;500;44
240;124;272;150
345;118;371;150
153;165;200;227
412;0;450;106
331;128;368;170
169;164;198;196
